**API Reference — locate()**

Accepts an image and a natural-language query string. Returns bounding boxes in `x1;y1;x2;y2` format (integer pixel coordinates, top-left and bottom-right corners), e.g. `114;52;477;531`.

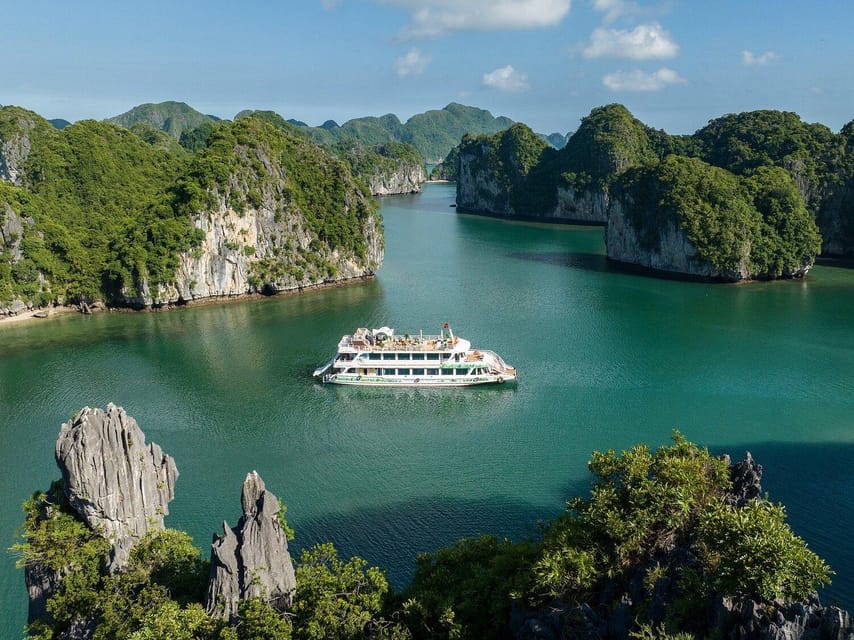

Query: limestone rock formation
551;186;609;224
55;403;178;569
0;109;38;185
366;162;425;196
605;196;750;281
206;471;296;620
725;451;764;507
712;596;854;640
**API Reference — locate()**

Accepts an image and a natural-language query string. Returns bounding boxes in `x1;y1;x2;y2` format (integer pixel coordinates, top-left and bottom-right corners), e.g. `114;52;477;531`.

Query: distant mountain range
98;101;569;163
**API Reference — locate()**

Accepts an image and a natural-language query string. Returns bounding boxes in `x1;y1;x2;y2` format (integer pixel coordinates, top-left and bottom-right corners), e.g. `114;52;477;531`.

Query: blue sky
3;1;853;136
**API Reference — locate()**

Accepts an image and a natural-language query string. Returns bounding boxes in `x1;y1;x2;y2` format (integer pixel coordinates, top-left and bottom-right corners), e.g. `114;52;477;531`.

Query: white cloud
482;65;530;92
583;23;678;59
591;0;639;23
602;67;685;91
742;50;778;66
394;48;432;77
384;0;571;38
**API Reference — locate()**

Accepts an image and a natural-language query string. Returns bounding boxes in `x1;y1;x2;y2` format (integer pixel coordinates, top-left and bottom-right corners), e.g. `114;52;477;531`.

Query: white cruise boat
313;325;517;386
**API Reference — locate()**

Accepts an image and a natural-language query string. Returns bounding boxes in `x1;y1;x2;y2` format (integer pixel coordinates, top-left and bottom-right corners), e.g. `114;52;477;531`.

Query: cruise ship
313;325;517;386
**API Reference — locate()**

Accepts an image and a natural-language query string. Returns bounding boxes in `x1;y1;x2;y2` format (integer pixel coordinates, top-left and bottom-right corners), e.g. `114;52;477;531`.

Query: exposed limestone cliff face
121;198;383;307
118;124;385;308
0;109;38;185
55;403;178;569
366;161;426;195
606;196;750;280
551;186;608;224
206;471;296;620
0;203;35;316
457;139;511;214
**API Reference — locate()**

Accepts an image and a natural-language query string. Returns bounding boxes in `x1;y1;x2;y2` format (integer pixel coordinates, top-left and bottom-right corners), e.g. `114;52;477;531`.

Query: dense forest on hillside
456;104;854;266
18;432;838;639
0;106;379;310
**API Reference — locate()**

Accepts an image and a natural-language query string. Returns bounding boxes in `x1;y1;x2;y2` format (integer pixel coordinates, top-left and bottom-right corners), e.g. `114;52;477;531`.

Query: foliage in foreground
14;434;832;639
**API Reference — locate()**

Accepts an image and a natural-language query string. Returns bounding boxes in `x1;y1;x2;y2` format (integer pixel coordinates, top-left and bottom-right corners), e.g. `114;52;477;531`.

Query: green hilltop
106;101;221;140
292;102;516;163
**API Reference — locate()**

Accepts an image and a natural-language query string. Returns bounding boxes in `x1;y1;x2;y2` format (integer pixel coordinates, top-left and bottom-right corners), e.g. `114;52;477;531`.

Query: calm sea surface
2;183;854;635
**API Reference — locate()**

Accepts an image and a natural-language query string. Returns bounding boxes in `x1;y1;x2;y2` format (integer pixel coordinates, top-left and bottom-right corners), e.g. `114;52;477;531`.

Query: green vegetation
457;102;850;267
561;104;663;189
292;103;513;164
0;112;202;303
429;146;459;182
331;139;425;191
0;106;379;308
106;101;220;140
617;156;821;277
16;435;832;640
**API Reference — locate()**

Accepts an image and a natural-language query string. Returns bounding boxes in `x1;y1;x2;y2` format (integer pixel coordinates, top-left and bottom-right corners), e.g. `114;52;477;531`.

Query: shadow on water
817;256;854;270
291;496;544;590
507;251;613;274
291;440;854;607
290;477;591;590
711;439;854;609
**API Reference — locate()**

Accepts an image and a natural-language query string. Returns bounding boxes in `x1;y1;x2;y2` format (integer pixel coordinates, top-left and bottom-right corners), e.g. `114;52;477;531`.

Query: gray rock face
55;403;178;569
367;162;426;196
120;186;384;308
714;596;854;640
552;186;608;224
457;145;608;223
0;112;36;185
457;140;512;215
606;196;753;281
726;452;763;508
206;471;296;620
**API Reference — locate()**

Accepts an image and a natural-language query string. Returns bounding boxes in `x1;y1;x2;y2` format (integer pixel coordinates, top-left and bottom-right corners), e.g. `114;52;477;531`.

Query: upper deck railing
338;334;465;352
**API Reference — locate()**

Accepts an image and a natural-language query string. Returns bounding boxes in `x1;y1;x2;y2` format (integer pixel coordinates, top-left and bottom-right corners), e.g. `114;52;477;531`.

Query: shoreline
0;274;376;328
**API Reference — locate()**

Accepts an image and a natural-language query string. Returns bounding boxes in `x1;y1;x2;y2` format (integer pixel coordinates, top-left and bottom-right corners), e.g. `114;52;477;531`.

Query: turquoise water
1;183;854;635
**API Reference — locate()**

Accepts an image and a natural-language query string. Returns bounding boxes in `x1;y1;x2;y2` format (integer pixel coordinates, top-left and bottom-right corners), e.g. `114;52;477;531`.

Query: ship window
441;368;453;376
412;368;425;376
457;368;468;375
397;353;411;360
427;369;439;376
412;353;425;360
442;353;451;359
382;353;395;360
383;368;395;375
426;353;440;360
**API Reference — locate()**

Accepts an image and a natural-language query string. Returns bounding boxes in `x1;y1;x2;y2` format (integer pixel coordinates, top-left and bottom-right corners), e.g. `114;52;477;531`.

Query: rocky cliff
0;107;41;185
206;471;296;620
115;119;385;308
365;161;425;195
55;403;178;569
606;194;750;280
608;158;819;281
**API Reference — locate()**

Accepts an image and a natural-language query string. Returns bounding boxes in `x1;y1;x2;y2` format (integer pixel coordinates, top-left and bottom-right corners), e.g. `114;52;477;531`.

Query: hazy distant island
454;104;854;281
16;404;851;639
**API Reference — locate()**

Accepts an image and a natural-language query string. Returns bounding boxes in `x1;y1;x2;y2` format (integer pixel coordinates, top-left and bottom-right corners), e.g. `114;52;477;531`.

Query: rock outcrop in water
205;471;296;620
55;403;178;569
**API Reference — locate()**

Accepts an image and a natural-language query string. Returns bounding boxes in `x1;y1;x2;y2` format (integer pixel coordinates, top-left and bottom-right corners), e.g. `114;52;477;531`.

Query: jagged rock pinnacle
54;403;178;569
206;470;296;620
